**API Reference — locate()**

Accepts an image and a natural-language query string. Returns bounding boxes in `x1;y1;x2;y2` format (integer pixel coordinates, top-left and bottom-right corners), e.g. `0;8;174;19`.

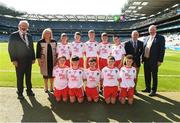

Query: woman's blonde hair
41;28;53;40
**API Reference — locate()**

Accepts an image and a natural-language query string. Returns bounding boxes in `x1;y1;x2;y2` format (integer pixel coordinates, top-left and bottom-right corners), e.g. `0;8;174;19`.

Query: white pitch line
0;70;180;77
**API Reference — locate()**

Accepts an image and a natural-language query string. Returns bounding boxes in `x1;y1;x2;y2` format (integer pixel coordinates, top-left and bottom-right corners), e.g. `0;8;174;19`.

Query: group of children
56;31;126;70
53;55;136;105
48;30;137;104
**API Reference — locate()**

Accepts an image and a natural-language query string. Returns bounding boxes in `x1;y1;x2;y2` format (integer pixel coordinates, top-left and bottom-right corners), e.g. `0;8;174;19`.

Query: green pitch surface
0;42;180;91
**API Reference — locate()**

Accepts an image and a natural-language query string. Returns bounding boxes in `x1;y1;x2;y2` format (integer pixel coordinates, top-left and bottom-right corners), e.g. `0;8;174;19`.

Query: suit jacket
124;40;144;67
142;34;165;67
8;31;35;63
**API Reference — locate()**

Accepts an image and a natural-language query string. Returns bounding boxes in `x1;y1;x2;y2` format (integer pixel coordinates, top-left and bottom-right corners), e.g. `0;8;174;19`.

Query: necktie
22;34;26;40
22;34;29;47
133;41;137;53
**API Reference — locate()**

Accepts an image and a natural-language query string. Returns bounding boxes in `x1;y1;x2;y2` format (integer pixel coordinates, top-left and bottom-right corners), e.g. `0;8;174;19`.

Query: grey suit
8;31;35;95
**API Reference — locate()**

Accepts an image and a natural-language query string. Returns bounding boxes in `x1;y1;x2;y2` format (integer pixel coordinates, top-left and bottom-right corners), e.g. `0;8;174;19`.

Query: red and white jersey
56;42;71;60
67;68;84;88
99;42;112;59
70;41;85;58
84;68;100;88
53;66;69;90
101;66;120;87
84;40;99;57
111;44;126;61
120;66;136;88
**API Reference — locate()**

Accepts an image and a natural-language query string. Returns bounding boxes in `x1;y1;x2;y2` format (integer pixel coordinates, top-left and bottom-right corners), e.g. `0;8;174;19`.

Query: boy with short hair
67;56;84;103
70;32;85;68
84;30;99;68
99;33;112;70
56;33;71;67
119;55;136;105
53;56;69;102
84;58;100;102
111;35;126;68
101;56;121;104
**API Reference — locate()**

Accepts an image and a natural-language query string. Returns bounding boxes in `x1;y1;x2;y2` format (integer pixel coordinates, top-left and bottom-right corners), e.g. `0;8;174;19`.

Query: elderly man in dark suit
8;20;35;100
124;30;143;94
142;25;165;96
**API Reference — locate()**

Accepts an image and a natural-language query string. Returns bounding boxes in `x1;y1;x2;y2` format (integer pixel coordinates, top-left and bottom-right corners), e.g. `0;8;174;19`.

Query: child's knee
78;98;84;103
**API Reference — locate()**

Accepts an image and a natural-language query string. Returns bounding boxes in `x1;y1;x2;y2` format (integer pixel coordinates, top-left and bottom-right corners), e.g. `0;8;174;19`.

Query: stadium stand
0;1;179;44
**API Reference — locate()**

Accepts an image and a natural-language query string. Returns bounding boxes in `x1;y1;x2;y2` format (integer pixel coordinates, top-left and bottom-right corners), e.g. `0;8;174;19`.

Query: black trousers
15;60;32;95
143;58;158;92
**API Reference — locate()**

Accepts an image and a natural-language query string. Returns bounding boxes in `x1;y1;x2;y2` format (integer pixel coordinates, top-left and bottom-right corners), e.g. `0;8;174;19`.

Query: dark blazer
8;31;35;62
124;40;144;67
142;34;165;68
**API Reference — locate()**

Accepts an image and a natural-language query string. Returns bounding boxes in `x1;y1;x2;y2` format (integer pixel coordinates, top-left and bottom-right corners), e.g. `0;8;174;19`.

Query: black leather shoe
44;90;49;93
149;91;156;96
17;94;24;100
142;89;150;93
27;91;35;96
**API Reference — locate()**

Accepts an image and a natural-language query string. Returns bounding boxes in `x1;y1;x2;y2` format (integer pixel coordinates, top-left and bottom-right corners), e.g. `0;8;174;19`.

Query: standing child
84;58;100;102
67;56;84;103
101;56;121;104
111;35;126;68
99;32;112;70
70;32;85;68
119;55;136;105
84;30;99;68
53;56;69;102
56;33;71;67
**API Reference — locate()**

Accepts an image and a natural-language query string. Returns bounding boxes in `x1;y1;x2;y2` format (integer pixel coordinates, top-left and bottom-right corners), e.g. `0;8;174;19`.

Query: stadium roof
121;0;179;20
0;0;179;22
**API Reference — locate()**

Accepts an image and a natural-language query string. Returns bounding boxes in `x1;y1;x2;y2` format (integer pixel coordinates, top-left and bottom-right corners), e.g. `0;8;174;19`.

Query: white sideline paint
0;70;180;77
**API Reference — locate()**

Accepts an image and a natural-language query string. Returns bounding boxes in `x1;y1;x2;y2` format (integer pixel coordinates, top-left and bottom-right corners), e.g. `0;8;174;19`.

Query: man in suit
8;20;35;100
142;25;165;96
124;30;143;94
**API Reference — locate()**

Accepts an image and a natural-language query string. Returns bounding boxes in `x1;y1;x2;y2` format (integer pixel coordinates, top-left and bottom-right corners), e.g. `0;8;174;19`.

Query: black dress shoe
27;91;35;96
17;95;24;100
149;91;156;97
44;90;49;93
142;89;150;93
